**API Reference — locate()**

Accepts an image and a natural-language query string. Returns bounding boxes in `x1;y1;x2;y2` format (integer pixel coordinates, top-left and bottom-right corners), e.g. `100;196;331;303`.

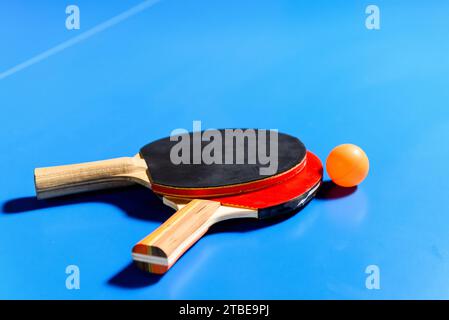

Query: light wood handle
34;157;147;199
132;199;221;274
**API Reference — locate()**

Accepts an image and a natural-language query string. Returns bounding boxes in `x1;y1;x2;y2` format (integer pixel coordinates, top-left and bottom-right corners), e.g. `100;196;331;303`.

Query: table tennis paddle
34;130;306;199
132;151;322;274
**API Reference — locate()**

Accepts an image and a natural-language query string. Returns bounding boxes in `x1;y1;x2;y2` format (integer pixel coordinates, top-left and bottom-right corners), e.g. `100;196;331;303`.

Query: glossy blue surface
1;0;449;299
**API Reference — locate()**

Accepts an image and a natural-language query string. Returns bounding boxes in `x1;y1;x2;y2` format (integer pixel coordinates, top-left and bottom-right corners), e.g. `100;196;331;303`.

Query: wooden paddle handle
34;157;145;199
132;199;221;274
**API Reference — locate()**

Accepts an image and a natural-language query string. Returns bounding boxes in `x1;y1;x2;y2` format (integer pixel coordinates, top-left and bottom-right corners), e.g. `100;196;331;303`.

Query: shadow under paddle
2;185;172;223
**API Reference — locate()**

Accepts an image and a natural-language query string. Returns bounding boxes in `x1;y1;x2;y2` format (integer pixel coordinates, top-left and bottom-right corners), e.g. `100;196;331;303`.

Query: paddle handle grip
132;199;221;274
34;157;141;199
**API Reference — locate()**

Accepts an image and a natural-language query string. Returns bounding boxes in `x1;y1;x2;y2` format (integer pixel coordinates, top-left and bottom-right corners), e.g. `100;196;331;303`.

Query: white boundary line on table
0;0;162;80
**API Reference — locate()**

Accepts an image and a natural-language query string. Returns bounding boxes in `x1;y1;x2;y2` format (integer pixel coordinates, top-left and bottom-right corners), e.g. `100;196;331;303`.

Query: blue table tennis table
1;0;449;299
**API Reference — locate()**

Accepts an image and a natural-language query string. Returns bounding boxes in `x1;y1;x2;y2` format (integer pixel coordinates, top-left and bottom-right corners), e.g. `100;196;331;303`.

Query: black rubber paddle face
258;180;321;219
140;129;306;188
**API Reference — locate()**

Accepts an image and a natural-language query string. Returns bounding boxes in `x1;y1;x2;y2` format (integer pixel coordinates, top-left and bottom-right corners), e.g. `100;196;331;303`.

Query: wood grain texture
34;154;149;199
132;198;257;273
132;199;221;274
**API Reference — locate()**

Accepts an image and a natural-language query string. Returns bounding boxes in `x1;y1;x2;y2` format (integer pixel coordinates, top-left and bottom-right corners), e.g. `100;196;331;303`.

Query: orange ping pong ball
326;144;369;187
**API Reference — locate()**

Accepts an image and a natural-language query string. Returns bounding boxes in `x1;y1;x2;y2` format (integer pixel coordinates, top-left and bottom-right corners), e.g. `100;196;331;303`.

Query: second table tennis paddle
132;151;323;274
